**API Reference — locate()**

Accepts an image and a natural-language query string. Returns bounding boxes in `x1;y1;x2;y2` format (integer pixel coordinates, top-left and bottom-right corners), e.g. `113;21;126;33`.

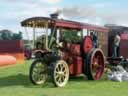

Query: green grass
0;60;128;96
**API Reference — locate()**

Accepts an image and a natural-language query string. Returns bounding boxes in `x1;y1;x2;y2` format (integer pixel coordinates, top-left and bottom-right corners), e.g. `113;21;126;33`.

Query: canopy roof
21;16;108;32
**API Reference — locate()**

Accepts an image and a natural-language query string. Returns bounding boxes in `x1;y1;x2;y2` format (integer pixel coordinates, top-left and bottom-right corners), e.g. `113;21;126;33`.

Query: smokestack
50;13;59;19
50;12;60;40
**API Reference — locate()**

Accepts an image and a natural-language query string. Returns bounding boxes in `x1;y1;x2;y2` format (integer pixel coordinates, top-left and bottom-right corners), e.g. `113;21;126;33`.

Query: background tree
0;29;13;40
0;30;23;40
12;31;23;40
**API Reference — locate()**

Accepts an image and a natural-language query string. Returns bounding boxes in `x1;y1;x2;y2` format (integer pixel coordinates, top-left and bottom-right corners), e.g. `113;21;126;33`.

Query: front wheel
29;59;48;85
51;60;69;87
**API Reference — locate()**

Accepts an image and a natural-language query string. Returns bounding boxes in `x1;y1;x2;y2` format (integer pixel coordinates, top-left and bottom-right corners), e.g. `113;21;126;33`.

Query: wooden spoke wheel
29;59;48;85
52;60;69;87
86;48;105;80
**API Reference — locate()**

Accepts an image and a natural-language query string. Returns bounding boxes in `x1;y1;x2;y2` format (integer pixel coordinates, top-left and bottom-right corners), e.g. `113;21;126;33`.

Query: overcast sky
0;0;128;39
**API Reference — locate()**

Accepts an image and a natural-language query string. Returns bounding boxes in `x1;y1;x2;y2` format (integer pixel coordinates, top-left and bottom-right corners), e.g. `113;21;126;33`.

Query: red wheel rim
83;36;93;54
91;50;104;80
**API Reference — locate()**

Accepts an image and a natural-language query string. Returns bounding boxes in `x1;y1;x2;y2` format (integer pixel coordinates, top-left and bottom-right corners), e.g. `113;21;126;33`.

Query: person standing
113;33;121;57
90;32;98;48
93;33;98;48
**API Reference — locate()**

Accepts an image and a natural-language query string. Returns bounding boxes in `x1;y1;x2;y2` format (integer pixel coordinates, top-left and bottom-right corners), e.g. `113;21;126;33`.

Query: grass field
0;60;128;96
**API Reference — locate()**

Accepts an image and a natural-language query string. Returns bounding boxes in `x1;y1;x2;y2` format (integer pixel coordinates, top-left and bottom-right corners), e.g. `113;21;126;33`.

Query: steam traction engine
21;15;107;87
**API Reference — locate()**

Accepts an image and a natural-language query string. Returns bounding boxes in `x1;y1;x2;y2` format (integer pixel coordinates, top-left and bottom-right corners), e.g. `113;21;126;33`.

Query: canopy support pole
24;27;30;44
45;23;48;50
33;25;36;48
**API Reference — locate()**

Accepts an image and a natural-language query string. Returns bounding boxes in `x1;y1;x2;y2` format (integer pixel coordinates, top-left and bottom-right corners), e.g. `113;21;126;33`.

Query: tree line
0;29;22;40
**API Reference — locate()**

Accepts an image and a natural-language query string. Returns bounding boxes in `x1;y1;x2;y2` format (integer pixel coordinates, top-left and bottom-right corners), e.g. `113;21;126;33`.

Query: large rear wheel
86;48;105;80
29;59;48;85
